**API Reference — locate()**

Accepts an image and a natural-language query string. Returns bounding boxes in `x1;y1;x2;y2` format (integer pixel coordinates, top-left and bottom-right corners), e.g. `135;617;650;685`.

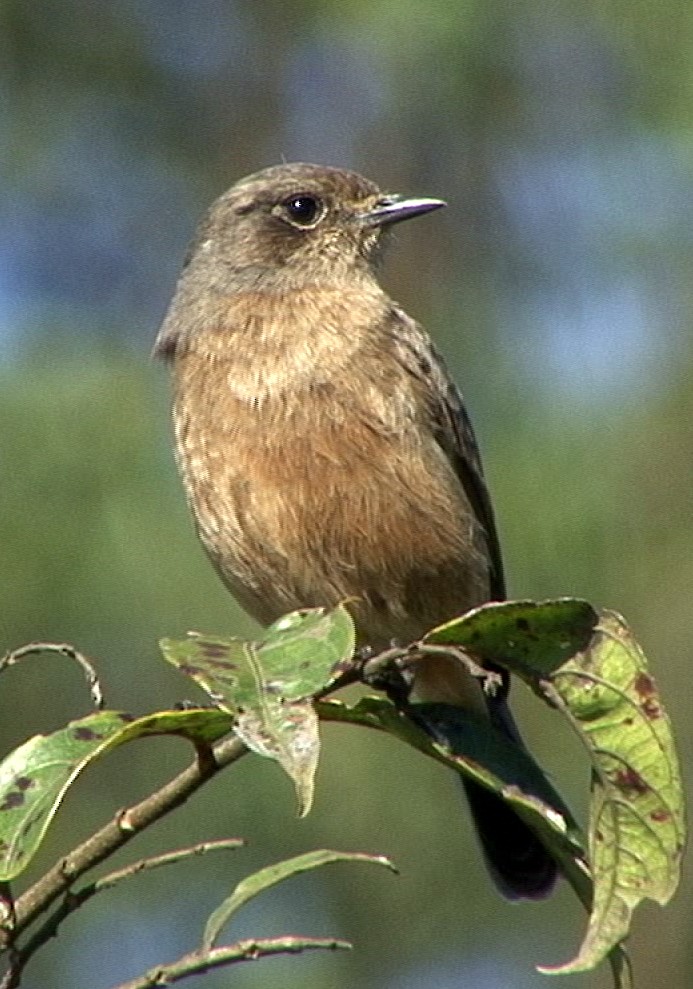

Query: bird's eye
281;194;324;227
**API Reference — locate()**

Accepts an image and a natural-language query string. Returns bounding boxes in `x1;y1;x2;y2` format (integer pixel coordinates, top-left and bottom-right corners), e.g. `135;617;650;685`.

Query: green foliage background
1;2;691;986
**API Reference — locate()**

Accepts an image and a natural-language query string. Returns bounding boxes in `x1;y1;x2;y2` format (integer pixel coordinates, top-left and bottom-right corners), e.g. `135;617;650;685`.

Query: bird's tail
461;775;557;900
463;693;558;900
412;697;558;901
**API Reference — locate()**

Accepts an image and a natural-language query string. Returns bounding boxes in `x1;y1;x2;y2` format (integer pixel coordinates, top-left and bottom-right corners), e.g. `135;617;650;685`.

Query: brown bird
154;162;557;900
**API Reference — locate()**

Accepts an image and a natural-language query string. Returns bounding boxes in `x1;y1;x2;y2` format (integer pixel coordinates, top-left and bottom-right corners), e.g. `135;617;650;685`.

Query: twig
111;936;351;989
92;839;245;893
3;840;245;987
0;642;105;710
361;640;502;694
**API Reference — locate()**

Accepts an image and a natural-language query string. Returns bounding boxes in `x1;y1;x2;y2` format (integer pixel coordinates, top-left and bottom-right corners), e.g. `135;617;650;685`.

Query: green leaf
161;605;356;708
538;611;685;976
160;605;356;815
424;597;598;677
326;598;681;985
203;849;396;950
0;708;231;880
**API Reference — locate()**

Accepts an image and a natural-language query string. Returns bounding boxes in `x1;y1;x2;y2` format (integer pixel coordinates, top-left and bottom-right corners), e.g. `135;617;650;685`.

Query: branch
3;841;246;988
111;936;351;989
3;736;247;950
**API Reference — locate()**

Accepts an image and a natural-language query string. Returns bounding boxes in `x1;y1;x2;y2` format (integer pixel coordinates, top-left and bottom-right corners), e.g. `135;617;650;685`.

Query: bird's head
154;163;444;358
183;162;445;286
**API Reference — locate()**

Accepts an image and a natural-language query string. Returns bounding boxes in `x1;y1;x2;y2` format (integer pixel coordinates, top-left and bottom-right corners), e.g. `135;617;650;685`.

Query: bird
153;162;557;900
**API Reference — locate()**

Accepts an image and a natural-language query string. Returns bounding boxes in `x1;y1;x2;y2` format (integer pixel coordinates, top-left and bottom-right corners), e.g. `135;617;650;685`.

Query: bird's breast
171;334;491;646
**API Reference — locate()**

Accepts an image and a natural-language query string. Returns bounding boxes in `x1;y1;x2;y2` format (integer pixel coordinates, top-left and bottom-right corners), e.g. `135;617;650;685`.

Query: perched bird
154;162;557;900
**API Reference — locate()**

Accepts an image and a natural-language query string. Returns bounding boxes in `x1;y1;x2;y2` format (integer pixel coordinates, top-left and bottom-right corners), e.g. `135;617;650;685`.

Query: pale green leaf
160;605;356;814
203;849;396;950
539;611;685;976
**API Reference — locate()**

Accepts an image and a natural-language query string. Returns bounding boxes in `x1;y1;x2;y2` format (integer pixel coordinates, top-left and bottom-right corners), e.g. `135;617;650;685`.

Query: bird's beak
359;195;446;228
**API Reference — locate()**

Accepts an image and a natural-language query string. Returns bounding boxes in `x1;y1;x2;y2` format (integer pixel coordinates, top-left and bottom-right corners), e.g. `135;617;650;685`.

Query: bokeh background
1;2;691;987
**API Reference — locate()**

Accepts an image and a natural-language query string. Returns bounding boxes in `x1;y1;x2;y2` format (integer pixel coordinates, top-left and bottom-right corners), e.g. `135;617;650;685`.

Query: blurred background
1;1;691;986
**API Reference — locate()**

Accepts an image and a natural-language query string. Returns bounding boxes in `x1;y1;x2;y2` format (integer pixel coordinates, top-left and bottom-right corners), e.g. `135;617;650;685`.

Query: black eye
282;194;324;227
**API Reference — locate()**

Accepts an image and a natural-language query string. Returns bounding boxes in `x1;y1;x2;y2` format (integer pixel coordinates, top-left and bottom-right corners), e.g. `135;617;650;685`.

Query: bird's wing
386;305;506;601
385;310;558;900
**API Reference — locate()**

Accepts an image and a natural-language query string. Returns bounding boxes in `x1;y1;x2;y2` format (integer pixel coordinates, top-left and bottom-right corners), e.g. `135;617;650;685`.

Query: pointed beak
359;195;446;228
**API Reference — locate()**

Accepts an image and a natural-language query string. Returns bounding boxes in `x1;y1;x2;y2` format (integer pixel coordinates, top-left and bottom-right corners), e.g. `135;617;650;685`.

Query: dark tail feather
409;698;558;900
466;695;557;900
462;777;557;900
